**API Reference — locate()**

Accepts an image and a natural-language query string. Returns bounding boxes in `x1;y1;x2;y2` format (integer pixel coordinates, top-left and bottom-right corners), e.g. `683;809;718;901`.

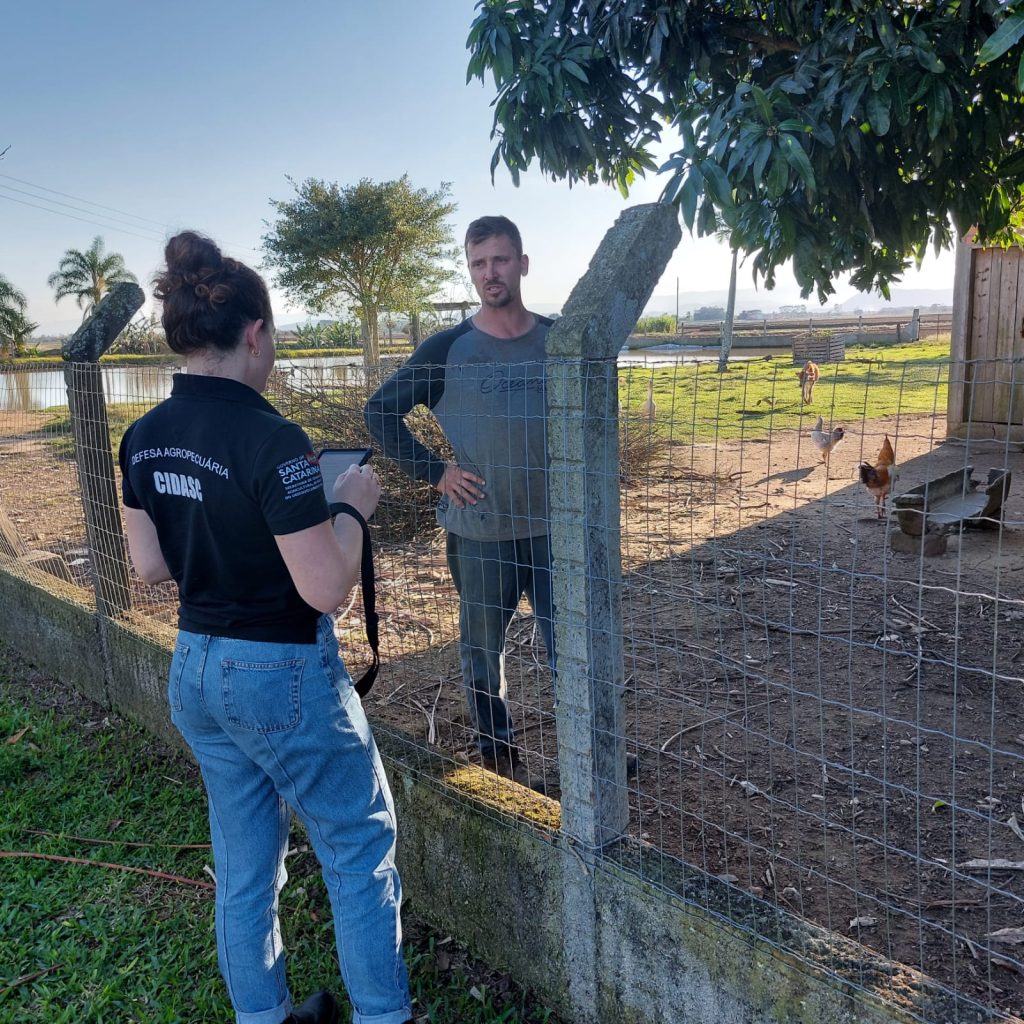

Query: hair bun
163;230;223;279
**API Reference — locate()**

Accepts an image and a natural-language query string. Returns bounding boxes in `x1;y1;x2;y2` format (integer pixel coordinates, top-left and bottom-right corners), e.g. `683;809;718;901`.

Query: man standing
365;216;551;788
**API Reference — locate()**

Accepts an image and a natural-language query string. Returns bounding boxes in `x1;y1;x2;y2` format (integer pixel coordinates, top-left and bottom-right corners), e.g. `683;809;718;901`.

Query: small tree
263;176;458;371
48;236;137;319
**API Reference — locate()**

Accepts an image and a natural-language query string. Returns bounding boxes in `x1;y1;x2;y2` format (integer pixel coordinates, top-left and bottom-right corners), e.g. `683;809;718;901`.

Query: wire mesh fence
0;343;1021;1021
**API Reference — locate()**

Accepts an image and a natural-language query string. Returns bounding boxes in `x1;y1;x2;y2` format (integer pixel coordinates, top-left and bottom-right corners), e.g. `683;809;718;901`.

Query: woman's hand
332;463;381;520
436;462;485;509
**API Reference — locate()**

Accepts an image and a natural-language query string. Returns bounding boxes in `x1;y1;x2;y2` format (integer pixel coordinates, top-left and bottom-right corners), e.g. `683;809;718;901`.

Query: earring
252;348;261;357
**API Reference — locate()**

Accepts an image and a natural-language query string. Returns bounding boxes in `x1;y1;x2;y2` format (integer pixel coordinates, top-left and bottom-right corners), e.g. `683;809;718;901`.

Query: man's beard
480;282;514;308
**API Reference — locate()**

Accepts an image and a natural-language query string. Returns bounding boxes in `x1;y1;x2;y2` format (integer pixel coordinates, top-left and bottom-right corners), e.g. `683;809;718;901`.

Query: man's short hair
464;216;523;258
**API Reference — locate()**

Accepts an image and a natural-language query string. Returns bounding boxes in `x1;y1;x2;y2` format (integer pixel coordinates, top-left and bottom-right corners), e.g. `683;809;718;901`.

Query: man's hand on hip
436;463;485;509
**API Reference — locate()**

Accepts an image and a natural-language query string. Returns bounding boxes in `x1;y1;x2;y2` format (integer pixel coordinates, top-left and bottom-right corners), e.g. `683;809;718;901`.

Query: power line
0;171;172;230
0;185;262;256
0;183;168;239
0;192;167;243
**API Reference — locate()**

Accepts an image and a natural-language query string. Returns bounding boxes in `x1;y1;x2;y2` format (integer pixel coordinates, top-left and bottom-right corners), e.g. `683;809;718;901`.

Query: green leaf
927;82;948;141
780;134;816;192
751;85;774;123
679;173;702;229
890;76;909;126
914;48;945;74
978;12;1024;66
866;89;891;136
701;160;734;207
766;156;788;199
752;138;772;186
562;59;589;83
840;79;868;125
1019;50;1024;92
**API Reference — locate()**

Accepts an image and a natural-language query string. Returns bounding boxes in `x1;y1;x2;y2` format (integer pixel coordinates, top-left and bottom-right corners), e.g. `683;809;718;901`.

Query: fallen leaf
987;928;1024;945
850;916;878;929
737;779;766;799
5;726;30;745
469;986;484;1002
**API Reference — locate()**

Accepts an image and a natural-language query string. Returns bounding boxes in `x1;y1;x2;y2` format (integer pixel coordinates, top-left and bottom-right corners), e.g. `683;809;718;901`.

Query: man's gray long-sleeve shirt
364;317;552;541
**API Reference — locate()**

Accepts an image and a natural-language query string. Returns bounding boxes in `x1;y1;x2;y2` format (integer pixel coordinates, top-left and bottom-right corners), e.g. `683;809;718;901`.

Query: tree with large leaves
467;0;1024;301
0;274;37;357
47;236;137;319
262;176;458;370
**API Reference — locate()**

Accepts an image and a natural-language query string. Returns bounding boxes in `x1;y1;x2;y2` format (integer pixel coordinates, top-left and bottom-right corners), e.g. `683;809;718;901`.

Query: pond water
0;349;746;413
0;356;368;412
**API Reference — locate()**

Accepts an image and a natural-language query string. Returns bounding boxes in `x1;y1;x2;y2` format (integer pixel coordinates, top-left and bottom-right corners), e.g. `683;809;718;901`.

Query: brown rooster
859;435;896;518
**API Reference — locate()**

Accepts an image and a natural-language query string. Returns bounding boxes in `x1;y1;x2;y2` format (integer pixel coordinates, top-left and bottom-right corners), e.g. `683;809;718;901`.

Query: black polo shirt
119;373;330;643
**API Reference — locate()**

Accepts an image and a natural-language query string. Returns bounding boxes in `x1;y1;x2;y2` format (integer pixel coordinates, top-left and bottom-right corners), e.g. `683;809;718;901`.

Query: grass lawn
618;339;951;442
0;646;558;1024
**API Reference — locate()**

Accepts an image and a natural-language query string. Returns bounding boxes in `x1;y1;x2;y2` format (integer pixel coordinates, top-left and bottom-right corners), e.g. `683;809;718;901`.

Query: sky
3;1;956;336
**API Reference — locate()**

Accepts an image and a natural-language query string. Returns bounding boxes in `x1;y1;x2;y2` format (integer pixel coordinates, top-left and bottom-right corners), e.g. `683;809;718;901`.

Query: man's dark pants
446;532;555;759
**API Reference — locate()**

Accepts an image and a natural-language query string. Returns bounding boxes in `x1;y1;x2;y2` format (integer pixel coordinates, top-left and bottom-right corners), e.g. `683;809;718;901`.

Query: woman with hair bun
118;231;412;1024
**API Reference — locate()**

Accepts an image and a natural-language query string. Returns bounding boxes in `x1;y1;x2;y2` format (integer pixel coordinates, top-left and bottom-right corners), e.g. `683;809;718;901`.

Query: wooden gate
949;238;1024;439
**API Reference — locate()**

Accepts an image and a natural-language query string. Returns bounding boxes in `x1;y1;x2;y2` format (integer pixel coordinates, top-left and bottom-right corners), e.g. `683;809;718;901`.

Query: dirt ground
2;408;1023;1017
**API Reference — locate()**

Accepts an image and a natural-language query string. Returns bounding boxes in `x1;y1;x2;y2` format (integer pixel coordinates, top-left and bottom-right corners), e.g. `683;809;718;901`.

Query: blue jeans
169;615;411;1024
446;532;556;759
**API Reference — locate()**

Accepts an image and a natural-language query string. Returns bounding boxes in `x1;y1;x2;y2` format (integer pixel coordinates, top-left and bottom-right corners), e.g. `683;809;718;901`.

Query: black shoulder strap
329;502;379;697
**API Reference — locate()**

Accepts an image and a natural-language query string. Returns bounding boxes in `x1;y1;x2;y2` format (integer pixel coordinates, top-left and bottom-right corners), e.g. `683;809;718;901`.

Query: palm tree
0;273;36;356
47;236;137;319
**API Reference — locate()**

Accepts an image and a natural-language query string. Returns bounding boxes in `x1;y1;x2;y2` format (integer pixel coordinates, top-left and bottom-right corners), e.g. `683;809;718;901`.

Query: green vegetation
619;340;950;442
634;314;676;335
468;1;1024;300
0;647;557;1024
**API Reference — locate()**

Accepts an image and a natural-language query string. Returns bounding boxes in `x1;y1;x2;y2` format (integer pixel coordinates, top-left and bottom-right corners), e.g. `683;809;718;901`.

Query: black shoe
285;990;339;1024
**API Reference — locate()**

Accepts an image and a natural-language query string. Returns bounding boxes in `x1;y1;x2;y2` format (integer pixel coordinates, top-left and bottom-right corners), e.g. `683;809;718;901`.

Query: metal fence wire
0;347;1022;1022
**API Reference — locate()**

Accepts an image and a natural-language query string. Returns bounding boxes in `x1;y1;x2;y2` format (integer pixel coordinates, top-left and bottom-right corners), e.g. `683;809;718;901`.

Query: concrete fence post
546;204;680;848
545;203;679;1020
62;282;144;619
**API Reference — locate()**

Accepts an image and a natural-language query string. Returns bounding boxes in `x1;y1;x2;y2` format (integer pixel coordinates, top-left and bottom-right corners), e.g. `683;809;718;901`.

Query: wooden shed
948;236;1024;440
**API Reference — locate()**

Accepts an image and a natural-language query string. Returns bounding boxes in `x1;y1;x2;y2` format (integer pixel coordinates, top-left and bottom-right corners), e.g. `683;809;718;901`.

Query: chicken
810;415;844;463
858;435;896;518
640;376;656;421
798;360;820;404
